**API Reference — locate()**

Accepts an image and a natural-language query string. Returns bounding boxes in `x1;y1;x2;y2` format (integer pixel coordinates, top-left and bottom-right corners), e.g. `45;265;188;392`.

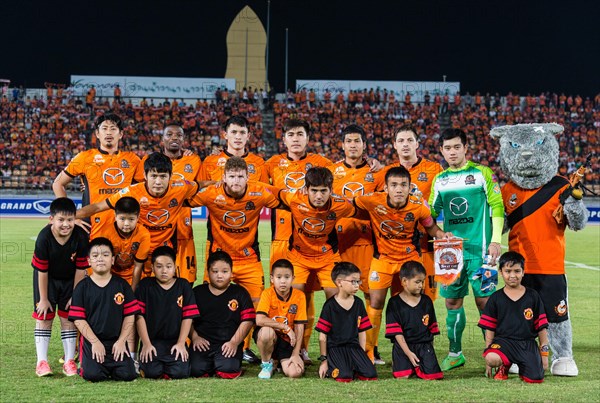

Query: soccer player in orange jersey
53;113;142;238
135;125;203;284
76;152;211;276
355;166;451;362
187;156;282;363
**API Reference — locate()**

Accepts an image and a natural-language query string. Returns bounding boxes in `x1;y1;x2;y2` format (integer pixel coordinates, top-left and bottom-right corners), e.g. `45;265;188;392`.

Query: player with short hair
68;237;140;382
135;246;199;379
478;251;549;382
190;251;256;378
385;261;443;380
429;128;505;371
32;197;89;377
255;259;307;379
316;262;377;382
53;113;141;237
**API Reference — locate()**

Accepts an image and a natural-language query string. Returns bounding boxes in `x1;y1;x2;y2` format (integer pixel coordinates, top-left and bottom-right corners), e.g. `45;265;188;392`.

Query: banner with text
70;75;236;99
296;79;460;103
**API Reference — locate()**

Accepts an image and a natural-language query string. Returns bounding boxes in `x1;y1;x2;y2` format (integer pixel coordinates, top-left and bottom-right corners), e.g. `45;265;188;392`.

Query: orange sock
302;293;315;350
365;305;383;361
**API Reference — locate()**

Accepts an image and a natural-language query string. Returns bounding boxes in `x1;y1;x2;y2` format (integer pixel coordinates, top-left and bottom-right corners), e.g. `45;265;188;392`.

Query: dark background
3;0;599;96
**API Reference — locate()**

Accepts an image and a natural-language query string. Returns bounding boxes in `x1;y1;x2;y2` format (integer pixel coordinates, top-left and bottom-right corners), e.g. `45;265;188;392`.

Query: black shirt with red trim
192;284;255;344
315;296;371;348
136;277;199;342
32;225;89;280
385;294;440;344
478;287;548;340
68;275;140;346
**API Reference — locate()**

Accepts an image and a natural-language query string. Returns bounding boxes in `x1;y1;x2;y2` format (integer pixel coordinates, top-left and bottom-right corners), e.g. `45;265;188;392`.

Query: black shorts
391;341;443;380
327;345;377;382
139;339;190;379
253;327;294;360
522;274;569;323
189;342;243;378
32;271;73;320
79;338;137;382
483;337;544;383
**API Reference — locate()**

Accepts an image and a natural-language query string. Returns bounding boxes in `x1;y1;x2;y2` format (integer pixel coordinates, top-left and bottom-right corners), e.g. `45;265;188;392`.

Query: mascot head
490;123;563;189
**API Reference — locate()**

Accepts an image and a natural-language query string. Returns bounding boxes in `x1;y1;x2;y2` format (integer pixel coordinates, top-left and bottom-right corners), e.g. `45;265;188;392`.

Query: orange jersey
265;153;333;241
354;193;434;261
200;150;267;183
64;149;141;238
279;191;355;257
106;180;199;252
257;287;307;339
94;223;151;284
331;160;385;247
187;182;281;263
502;179;568;275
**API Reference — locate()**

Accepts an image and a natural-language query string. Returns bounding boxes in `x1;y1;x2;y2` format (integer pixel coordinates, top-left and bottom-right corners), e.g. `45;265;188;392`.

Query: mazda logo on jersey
342;182;364;197
301;217;326;233
449;197;469;216
147;209;170;225
223;211;247;227
284;172;305;190
380;220;404;236
102;168;125;186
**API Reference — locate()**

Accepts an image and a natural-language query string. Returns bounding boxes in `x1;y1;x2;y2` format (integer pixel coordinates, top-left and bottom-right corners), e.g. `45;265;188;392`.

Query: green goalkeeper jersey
429;161;504;261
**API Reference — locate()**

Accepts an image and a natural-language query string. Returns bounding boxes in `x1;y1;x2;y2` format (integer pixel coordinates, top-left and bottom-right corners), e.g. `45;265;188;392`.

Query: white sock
35;329;52;363
448;351;462;357
61;330;78;361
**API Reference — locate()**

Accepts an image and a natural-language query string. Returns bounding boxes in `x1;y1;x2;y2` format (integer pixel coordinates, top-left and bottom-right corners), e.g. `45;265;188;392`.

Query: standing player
53;113;141;238
135;125;202;284
355;166;451;363
429;128;505;371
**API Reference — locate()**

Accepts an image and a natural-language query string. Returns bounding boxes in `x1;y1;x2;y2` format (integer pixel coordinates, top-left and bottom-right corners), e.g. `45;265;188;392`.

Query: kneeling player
385;261;443;380
255;259;307;379
190;251;255;378
135;246;199;379
478;251;549;383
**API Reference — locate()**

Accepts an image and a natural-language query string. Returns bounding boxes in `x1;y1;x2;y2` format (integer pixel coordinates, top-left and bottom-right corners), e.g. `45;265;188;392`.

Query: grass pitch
0;218;598;402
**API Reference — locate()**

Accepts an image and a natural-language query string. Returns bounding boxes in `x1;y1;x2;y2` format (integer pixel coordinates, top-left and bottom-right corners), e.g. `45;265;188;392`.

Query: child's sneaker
258;361;274;379
62;359;78;376
36;360;53;377
300;348;312;365
440;353;465;371
374;347;385;365
494;365;508;380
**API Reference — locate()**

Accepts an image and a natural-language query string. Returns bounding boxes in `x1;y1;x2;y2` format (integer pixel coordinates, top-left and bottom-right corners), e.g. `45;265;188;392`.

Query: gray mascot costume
490;123;588;376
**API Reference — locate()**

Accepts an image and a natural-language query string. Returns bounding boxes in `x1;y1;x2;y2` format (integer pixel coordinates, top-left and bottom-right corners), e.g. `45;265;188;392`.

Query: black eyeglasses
341;279;362;286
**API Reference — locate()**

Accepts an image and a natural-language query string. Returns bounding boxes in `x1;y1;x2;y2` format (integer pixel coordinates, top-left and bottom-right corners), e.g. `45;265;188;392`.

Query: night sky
3;0;599;96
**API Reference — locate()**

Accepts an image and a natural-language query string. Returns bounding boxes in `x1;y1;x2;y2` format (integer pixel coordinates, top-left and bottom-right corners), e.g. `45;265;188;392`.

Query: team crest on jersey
245;201;255;211
289;304;298;314
465;174;476;185
217;157;227;168
555;300;568;316
331;368;339;379
139;197;149;208
337;225;343;232
131;242;140;252
184;164;193;173
114;293;125;305
365;173;374;183
326;212;337;221
523;308;533;320
305;163;313;171
490;344;501;349
405;212;415;222
121;159;130;169
417;172;428;182
509;194;518;207
214;195;227;205
374;205;388;215
185;217;191;226
169;199;179;208
93;154;105;164
493;184;501;194
228;299;239;311
95;217;100;223
334;166;346;178
247;164;256;174
422;314;429;326
177;295;183;308
370;271;380;282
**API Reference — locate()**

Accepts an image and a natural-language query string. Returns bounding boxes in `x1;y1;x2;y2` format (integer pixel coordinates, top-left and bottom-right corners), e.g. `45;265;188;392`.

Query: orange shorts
368;255;421;291
270;240;290;269
176;238;198;284
288;249;339;289
204;259;264;301
421;252;438;301
340;244;373;294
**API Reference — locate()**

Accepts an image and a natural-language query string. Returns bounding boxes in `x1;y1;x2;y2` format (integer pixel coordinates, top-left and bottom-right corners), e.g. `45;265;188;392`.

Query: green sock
447;307;466;354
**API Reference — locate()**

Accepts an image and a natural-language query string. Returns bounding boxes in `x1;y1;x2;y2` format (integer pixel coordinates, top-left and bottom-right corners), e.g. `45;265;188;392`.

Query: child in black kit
385;261;443;380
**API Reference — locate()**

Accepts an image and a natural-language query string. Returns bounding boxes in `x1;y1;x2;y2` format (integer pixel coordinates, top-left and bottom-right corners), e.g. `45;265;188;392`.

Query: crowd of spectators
273;89;600;186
